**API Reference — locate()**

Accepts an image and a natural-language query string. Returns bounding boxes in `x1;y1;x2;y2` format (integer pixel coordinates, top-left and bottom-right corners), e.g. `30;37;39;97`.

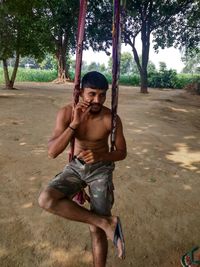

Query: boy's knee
38;189;55;211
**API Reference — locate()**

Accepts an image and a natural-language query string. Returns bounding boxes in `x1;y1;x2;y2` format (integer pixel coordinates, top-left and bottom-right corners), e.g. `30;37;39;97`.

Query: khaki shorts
48;157;115;216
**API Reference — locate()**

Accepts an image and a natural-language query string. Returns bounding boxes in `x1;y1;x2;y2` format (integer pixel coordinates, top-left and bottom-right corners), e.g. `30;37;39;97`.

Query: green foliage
0;67;199;89
107;52;156;76
38;54;57;70
175;74;200;89
119;74;140;86
148;69;177;88
120;0;200;91
181;49;200;74
85;0;112;54
0;68;57;83
120;52;135;75
0;0;48;60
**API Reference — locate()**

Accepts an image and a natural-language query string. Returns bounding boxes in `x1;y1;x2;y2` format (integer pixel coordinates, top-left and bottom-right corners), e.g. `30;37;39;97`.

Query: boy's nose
93;96;100;103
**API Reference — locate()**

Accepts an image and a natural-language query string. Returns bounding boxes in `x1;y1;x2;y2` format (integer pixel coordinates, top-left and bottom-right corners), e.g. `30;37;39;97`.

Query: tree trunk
140;15;150;94
126;3;152;93
3;59;11;89
57;52;70;82
11;52;20;86
140;69;148;93
3;53;20;89
54;31;71;84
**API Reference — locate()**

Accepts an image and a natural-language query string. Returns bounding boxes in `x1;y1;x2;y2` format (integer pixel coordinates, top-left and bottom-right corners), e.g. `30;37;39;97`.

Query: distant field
0;67;199;88
0;67;57;84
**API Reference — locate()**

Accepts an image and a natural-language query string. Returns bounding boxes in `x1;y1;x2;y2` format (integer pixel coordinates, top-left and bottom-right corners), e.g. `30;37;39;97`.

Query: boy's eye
89;92;95;96
87;92;106;97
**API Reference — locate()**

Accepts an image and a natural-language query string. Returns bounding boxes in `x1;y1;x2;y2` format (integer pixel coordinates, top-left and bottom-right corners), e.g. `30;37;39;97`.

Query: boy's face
81;88;107;114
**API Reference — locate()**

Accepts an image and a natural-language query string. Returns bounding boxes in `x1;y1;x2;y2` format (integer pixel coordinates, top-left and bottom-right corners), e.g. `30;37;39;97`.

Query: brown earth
0;82;200;267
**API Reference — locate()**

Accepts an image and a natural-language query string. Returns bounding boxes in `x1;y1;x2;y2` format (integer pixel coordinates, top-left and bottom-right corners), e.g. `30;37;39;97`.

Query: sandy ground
0;82;200;267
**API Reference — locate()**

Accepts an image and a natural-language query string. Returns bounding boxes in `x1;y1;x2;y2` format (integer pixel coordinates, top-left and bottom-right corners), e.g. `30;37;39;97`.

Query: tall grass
0;67;57;84
0;67;199;89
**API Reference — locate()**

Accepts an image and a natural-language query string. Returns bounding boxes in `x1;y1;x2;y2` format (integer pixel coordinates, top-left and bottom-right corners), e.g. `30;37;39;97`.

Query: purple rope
111;0;122;151
70;0;88;161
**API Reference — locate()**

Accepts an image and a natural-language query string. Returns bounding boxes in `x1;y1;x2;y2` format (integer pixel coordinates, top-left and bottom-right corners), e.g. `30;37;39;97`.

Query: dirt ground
0;82;200;267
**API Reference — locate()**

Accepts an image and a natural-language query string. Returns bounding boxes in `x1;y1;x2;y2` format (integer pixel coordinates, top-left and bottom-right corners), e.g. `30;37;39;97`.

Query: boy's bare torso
67;104;112;156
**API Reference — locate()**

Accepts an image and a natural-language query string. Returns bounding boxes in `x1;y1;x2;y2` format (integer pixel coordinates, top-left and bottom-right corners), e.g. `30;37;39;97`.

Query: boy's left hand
77;150;102;164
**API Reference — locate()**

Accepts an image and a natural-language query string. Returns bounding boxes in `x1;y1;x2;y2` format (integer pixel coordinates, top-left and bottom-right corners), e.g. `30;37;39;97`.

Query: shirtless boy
38;71;127;267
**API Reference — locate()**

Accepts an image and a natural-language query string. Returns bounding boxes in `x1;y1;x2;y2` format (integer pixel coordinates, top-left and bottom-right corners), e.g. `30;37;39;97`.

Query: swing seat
73;188;90;205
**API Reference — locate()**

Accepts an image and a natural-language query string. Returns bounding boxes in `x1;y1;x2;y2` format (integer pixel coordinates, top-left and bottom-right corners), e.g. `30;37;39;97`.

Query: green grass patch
0;67;57;84
1;67;199;89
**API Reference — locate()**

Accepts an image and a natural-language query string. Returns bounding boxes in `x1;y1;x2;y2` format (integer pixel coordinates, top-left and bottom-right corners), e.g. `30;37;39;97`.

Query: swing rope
73;0;88;106
111;0;122;151
69;0;88;162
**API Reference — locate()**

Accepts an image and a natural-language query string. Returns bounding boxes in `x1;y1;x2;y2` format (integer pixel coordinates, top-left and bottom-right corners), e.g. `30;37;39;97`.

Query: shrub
148;70;177;88
175;74;200;89
184;76;200;95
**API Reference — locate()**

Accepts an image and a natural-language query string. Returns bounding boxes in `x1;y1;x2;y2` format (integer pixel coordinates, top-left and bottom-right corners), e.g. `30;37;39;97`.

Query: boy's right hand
71;101;91;128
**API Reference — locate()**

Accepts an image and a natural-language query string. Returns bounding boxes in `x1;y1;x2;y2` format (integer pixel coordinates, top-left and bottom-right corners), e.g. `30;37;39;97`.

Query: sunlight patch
20;142;26;145
29;176;37;181
166;143;200;171
0;247;8;257
170;107;189;113
184;136;196;140
183;184;192;191
133;129;143;133
31;147;46;155
22;202;33;208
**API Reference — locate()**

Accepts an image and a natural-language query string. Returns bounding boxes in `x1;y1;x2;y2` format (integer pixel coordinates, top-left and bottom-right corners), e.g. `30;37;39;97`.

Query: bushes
148;71;200;89
148;70;177;88
175;74;200;89
119;74;140;86
79;72;140;86
105;74;140;86
1;67;200;89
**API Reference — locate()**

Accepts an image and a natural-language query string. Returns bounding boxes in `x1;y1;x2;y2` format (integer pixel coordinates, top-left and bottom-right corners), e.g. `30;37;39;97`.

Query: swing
71;0;126;205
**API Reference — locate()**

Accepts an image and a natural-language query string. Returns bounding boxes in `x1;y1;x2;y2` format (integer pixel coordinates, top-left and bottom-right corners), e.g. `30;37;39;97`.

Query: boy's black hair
81;71;109;91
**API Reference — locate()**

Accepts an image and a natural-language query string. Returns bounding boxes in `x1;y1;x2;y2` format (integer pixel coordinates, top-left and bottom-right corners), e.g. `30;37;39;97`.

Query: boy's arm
48;101;91;158
102;115;127;161
48;106;75;158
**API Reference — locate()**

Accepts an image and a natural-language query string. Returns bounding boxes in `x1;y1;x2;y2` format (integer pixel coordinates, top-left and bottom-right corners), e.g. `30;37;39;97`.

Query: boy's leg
38;159;124;260
38;187;123;258
88;177;115;266
89;225;108;267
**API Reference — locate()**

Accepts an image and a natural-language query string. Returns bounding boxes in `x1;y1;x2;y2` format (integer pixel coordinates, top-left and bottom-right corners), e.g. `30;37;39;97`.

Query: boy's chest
76;118;110;141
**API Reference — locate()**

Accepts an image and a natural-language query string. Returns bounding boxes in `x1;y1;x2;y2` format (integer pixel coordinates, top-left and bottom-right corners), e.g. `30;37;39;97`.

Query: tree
181;50;200;74
108;51;156;77
174;1;200;54
122;0;197;93
0;0;43;88
38;54;57;70
0;0;80;87
120;52;134;75
85;0;112;55
36;0;79;82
